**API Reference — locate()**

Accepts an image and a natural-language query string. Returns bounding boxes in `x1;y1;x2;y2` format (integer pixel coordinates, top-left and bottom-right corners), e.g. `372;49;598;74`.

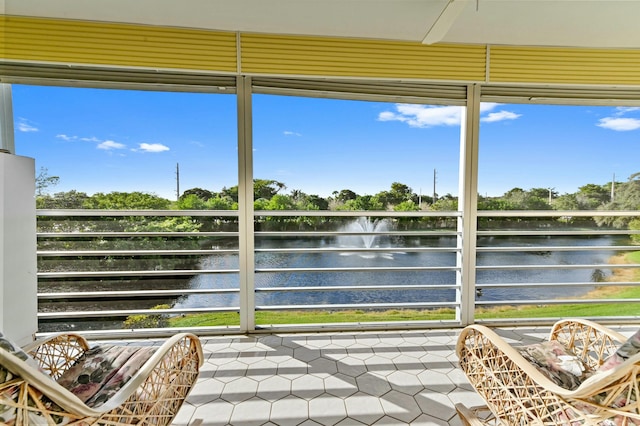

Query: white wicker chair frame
456;319;640;426
1;332;203;425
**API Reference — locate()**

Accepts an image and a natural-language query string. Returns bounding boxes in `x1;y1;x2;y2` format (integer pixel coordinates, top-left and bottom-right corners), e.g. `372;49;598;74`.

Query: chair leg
189;419;204;426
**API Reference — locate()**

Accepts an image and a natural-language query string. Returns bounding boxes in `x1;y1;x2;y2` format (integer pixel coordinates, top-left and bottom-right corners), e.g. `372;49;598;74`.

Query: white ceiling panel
4;0;640;48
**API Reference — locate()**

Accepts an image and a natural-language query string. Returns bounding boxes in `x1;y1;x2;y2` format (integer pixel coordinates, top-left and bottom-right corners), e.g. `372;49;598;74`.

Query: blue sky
12;84;640;200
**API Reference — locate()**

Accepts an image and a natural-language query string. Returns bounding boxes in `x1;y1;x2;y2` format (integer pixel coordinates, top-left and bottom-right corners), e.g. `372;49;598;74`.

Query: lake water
175;234;626;310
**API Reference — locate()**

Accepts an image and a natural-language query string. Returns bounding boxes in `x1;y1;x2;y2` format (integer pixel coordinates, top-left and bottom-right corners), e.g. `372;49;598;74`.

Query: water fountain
337;217;394;259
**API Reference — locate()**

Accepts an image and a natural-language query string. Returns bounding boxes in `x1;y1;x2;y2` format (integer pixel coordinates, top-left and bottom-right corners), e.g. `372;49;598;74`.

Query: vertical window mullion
237;76;256;332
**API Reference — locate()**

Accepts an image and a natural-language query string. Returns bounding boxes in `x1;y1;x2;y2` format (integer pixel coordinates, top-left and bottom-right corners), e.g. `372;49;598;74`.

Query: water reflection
174;231;626;309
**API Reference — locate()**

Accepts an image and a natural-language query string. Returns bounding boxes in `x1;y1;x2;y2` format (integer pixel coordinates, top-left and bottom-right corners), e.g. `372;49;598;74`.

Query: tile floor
160;324;639;425
167;324;587;426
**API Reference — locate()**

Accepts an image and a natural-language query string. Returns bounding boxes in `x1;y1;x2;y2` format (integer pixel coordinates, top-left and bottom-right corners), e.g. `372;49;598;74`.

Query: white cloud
138;143;170;153
17;118;38;132
97;140;126;150
378;104;462;127
481;111;522;123
597;117;640;131
615;106;640;115
80;136;101;142
56;134;76;141
284;131;302;136
480;102;500;113
378;103;520;127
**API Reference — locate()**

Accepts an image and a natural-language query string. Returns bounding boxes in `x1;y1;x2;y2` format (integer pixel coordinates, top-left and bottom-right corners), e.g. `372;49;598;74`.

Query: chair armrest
23;333;90;379
549;318;626;370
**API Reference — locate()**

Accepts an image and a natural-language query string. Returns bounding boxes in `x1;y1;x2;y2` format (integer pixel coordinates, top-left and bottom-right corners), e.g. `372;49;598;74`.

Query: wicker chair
1;332;203;425
456;319;640;425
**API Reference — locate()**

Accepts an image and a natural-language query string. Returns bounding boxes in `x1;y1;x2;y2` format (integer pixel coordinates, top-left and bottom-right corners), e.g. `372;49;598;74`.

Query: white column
457;84;480;326
0;83;38;344
237;76;255;332
0;84;15;154
0;154;38;345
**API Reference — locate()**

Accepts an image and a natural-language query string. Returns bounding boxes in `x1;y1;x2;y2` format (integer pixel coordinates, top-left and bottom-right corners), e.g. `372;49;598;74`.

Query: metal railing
36;209;640;337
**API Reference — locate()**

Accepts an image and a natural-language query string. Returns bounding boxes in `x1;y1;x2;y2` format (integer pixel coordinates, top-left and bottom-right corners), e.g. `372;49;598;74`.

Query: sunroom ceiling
3;0;640;49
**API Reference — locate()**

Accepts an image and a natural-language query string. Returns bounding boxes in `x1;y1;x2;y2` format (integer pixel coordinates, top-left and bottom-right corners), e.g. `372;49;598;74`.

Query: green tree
597;172;640;228
394;200;419;211
176;194;207;210
206;196;236;210
254;179;286;200
266;194;295;210
222;179;287;202
304;195;329;210
629;218;640;244
501;187;551;210
181;187;214;201
575;183;610;209
36;190;89;209
552;193;580;210
35;167;60;196
83;192;171;210
335;189;357;203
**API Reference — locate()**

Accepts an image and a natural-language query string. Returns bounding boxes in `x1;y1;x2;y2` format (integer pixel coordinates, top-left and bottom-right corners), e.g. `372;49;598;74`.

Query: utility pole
611;173;615;202
433;169;437;202
176;163;180;201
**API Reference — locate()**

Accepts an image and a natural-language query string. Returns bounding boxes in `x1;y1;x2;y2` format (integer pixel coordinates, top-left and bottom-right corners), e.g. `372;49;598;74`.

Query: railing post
457;84;480;326
0;84;15;154
237;76;256;332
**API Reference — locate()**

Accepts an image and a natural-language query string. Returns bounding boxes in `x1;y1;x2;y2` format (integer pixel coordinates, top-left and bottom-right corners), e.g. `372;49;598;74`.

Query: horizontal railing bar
38;306;240;319
477;230;639;236
256;266;459;273
37;231;239;238
37;209;462;218
477;281;639;288
37;209;239;217
477;210;640;217
476;298;640;306
476;245;640;252
38;269;238;278
255;247;458;253
38;246;633;257
254;320;463;333
255;302;458;310
255;284;459;292
37;247;457;257
256;231;459;237
255;210;461;217
35;325;243;340
38;288;239;299
38;249;238;257
477;264;640;270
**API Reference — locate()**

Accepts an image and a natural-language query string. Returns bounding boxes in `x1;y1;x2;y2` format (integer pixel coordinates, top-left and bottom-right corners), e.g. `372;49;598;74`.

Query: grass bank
168;251;640;328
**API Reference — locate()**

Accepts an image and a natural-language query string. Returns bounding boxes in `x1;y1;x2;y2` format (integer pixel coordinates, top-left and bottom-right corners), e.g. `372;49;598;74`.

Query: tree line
35;168;640;229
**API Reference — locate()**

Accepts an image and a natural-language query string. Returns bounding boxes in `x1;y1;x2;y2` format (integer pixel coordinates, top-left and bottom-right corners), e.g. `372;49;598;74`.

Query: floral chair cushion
517;329;640;426
56;344;156;408
517;340;588;390
0;331;41;373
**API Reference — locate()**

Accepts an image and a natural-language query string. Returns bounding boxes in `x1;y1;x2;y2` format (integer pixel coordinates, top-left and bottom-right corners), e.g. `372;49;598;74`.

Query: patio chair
456;318;640;425
1;331;203;425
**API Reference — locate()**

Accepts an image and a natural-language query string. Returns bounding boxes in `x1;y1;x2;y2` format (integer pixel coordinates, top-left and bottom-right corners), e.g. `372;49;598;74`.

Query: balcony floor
165;324;634;426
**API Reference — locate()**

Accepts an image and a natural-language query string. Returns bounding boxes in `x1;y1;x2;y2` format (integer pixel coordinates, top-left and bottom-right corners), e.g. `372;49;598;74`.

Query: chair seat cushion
56;345;156;408
517;340;589;390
